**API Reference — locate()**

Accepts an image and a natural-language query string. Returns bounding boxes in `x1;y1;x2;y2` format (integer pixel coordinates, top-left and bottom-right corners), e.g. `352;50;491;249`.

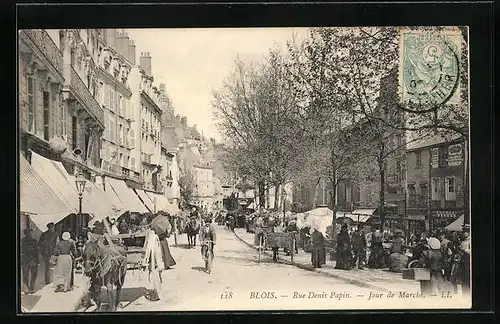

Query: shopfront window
43;91;50;140
445;177;456;201
431;177;441;201
27;76;35;133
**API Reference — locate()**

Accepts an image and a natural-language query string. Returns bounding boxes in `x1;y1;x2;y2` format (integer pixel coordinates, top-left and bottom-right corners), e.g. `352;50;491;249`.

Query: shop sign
430;148;439;168
448;144;463;166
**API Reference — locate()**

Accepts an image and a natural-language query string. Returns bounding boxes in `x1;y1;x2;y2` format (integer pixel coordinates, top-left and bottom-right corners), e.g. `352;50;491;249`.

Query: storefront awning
343;213;371;223
352;208;377;216
136;189;154;212
20;154;75;230
106;178;149;213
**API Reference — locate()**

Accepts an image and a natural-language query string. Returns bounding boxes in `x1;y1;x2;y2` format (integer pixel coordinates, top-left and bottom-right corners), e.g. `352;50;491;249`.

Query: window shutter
131;157;136;171
130;129;135;148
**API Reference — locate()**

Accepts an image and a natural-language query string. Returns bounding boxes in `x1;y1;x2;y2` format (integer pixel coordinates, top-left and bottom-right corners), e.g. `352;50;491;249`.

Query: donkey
83;239;127;311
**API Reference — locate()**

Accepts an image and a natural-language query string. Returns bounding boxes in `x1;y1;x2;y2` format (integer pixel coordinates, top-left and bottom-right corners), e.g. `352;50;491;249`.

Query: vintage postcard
18;26;471;312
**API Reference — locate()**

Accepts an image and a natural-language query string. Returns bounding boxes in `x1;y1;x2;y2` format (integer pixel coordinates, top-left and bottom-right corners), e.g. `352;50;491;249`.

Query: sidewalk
22;268;90;313
233;228;419;293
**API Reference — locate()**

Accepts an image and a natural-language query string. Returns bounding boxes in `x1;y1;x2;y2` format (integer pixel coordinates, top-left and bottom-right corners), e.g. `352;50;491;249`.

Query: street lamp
75;172;86;236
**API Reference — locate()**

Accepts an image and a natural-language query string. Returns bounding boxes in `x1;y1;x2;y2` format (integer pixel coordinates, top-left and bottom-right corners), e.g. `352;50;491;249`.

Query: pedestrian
151;211;176;269
53;232;76;293
38;222;57;284
459;224;471;296
310;226;325;268
284;220;299;255
368;228;386;268
335;224;352;270
351;226;367;269
419;237;445;296
436;229;453;280
21;228;39;294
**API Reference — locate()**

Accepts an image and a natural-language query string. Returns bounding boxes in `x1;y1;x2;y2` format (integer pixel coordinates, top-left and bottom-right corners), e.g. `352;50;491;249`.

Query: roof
407;133;463;151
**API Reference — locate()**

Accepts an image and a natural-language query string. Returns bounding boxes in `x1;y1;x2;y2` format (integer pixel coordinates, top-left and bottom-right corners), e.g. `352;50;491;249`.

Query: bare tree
178;168;196;208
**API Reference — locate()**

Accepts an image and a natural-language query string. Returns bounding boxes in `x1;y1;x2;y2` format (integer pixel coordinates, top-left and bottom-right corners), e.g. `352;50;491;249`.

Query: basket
388;253;409;273
402;260;431;280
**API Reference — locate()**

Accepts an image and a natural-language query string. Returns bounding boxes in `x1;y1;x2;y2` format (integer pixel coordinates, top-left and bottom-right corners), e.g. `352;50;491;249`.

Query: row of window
413;146;454;169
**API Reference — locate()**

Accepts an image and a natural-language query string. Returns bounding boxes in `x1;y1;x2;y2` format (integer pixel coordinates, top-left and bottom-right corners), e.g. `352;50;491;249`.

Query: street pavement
109;225;468;311
233;228;420;293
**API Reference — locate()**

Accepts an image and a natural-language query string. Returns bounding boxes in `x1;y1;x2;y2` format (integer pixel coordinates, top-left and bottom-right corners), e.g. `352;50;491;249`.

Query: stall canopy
20;154;75;230
305;207;333;236
136;189;155;212
105;178;149;213
445;214;465;231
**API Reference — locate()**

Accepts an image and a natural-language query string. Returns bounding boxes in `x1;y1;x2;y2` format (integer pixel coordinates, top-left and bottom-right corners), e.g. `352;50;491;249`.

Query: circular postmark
403;33;460;108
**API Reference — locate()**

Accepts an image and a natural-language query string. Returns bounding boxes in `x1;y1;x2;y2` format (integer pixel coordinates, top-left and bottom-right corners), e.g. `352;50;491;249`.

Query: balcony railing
23;29;63;76
65;64;104;128
408;194;428;208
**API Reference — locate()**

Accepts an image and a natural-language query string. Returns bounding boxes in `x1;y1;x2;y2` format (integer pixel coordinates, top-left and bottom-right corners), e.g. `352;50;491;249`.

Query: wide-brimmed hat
426;237;440;250
62;232;71;241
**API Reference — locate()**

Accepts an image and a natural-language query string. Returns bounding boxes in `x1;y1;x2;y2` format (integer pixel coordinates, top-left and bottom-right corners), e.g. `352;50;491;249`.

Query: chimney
105;29;117;48
116;30;123;56
159;83;166;92
140;52;152;76
122;31;130;60
128;39;136;65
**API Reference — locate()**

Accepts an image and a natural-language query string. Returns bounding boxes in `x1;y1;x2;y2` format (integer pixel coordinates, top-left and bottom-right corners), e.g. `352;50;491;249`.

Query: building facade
128;52;162;192
94;29;140;183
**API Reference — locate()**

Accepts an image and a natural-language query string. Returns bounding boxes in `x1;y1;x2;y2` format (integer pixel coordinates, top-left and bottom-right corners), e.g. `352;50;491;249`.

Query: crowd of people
21;222;87;295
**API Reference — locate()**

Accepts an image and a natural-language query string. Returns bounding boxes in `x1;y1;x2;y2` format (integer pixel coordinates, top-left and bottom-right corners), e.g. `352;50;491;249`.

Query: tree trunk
463;137;469;225
312;178;321;209
265;181;270;209
258;179;266;208
273;182;280;210
379;158;386;232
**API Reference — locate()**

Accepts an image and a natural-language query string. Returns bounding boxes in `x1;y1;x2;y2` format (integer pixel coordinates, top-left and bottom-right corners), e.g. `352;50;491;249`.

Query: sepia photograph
18;26;471;313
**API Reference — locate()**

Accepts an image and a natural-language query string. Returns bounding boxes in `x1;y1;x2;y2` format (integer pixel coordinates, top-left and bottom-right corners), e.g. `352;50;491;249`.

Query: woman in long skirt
335;224;353;270
53;232;76;293
310;228;325;268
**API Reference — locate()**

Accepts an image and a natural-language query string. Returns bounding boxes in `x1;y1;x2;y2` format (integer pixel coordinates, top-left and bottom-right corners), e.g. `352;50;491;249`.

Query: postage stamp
399;28;463;107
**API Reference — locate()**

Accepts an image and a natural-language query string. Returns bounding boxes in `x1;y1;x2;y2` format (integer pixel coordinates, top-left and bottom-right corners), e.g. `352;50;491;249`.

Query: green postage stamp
399;28;463;107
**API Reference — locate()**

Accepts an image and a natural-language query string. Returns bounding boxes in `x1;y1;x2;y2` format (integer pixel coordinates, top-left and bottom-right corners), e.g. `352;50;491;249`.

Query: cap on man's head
47;222;55;228
462;224;470;232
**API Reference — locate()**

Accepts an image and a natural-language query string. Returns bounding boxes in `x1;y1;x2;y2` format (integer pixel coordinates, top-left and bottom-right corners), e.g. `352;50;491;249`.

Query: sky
127;28;310;141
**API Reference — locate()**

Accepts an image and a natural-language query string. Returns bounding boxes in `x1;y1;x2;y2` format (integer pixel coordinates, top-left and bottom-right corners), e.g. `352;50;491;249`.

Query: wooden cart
114;231;147;269
256;229;296;263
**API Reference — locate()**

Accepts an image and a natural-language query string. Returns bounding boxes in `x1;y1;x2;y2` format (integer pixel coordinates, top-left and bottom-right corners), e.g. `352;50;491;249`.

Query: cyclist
200;218;217;260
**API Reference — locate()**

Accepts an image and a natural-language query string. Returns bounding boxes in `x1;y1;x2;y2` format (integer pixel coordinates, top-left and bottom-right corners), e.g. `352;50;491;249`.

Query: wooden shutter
129;129;135;148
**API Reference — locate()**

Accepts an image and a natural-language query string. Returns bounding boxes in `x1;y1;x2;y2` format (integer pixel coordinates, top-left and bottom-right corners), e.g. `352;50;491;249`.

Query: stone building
128;52;162;192
94;29;140;184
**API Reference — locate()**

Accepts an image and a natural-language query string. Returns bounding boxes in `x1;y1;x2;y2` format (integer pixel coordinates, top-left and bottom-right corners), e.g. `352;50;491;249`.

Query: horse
83;238;127;311
184;218;200;248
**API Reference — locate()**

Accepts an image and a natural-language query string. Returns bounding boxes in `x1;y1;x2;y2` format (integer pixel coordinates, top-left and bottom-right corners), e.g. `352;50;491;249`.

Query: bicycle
201;240;215;274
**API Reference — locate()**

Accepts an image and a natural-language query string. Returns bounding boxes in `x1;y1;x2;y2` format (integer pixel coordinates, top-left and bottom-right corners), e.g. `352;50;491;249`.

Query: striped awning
432;210;463;219
20;154;75;230
136;189;154;212
106;178;149;213
144;191;171;214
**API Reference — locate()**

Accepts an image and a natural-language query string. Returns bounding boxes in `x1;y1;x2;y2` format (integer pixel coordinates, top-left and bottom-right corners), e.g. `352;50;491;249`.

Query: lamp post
75;172;86;237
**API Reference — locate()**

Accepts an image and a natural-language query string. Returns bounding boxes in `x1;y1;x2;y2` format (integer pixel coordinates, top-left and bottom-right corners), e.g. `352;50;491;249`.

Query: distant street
115;225;379;311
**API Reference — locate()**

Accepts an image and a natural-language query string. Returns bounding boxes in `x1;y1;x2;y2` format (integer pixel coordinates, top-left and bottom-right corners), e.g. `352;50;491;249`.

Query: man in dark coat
351;226;367;269
38;222;57;284
199;218;217;259
21;228;39;294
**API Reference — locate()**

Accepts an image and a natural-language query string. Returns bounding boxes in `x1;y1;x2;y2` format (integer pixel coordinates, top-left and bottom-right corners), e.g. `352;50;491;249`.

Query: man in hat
21;228;39;294
38;222;57;284
460;224;471;295
351;225;367;269
437;229;453;282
